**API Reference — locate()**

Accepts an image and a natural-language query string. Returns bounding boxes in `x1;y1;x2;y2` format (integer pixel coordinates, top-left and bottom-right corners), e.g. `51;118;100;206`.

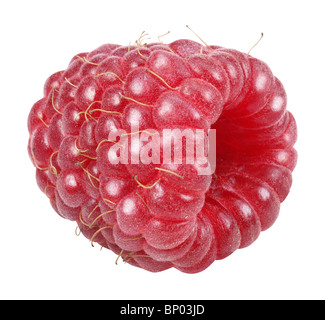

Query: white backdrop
1;0;324;300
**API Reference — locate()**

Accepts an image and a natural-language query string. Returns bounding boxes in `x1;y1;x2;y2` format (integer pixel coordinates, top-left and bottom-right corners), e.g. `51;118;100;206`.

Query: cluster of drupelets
28;29;297;272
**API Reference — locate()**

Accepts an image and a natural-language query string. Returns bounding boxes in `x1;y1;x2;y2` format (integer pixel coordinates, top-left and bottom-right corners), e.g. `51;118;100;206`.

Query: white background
1;0;324;300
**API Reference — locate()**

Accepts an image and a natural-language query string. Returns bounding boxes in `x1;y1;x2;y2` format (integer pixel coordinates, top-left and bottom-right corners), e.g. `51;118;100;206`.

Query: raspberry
28;36;297;273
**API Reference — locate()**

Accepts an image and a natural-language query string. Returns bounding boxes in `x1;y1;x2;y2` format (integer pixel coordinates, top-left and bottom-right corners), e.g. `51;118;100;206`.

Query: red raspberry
28;37;297;273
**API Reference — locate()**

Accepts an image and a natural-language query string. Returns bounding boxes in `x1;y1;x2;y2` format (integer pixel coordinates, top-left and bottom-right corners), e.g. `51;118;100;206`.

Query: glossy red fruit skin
28;39;297;273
